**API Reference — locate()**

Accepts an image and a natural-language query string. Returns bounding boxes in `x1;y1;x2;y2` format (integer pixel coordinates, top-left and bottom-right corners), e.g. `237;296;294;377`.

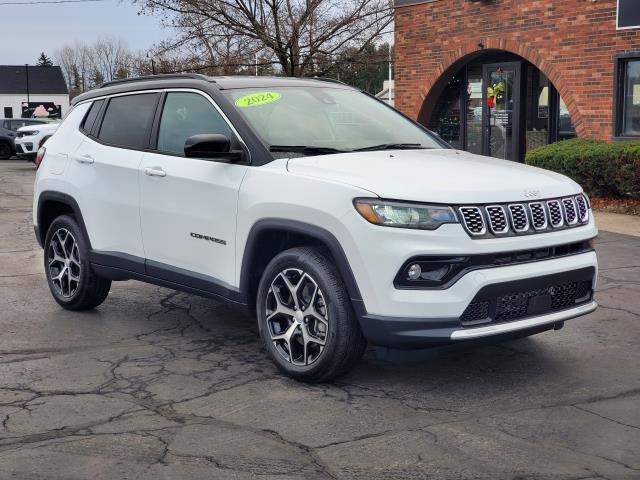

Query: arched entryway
420;50;576;162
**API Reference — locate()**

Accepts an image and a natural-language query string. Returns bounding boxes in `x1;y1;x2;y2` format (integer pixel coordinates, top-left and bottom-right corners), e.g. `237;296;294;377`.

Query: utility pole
25;64;30;104
147;52;156;75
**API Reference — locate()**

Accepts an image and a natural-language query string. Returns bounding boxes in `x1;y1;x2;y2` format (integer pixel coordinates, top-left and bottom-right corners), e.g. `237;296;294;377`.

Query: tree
138;0;393;77
36;52;53;66
55;39;146;95
92;69;105;87
70;65;82;99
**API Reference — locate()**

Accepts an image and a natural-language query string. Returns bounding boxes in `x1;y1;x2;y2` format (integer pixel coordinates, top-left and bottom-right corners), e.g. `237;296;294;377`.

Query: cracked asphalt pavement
1;159;639;479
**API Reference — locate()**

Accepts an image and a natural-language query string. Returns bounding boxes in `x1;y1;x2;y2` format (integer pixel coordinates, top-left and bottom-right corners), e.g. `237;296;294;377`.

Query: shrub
525;138;640;199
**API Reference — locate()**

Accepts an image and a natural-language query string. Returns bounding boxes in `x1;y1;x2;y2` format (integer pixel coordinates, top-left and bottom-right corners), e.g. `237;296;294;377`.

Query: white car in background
15;122;59;161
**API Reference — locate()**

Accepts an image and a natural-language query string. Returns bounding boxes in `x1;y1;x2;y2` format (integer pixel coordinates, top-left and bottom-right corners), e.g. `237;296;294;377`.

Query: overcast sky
1;0;168;65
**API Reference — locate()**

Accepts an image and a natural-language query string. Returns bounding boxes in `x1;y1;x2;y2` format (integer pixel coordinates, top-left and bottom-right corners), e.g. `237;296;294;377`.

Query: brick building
394;0;640;161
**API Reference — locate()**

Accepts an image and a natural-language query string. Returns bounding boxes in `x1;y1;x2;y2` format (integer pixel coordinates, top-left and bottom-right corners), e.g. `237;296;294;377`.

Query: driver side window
157;92;233;156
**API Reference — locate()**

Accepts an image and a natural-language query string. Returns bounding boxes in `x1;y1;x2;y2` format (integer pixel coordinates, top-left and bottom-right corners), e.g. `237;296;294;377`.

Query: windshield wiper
269;145;346;155
351;143;428;152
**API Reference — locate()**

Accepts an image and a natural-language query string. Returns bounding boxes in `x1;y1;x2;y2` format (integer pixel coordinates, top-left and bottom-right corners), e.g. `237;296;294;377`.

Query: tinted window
157;92;232;155
98;94;158;149
81;99;104;135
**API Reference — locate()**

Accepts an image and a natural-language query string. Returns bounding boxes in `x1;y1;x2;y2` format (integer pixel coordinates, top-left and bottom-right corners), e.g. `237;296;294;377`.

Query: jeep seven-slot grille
458;195;589;238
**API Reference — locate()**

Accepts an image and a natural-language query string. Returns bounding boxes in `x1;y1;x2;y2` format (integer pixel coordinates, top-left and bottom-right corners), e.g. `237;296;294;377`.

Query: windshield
224;86;447;155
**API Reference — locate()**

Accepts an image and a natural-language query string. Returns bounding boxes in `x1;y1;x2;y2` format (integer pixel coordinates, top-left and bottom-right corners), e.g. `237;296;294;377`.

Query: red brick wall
395;0;640;139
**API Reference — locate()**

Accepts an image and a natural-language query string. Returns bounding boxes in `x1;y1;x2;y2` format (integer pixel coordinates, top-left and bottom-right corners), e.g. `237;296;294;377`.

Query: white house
0;65;69;120
375;80;394;106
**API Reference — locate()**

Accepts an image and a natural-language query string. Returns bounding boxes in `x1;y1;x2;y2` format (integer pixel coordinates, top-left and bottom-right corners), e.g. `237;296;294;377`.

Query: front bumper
359;264;597;348
15;140;35;160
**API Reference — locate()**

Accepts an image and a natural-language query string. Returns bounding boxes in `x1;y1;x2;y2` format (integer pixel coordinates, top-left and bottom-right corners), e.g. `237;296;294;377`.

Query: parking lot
0;159;639;479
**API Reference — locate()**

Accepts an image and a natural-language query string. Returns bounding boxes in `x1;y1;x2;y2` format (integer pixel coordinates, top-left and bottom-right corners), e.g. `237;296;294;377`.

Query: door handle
75;154;94;164
144;166;167;177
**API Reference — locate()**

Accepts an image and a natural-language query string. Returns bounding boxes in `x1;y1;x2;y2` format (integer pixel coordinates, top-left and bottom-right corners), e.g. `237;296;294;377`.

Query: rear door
68;92;160;263
139;90;249;291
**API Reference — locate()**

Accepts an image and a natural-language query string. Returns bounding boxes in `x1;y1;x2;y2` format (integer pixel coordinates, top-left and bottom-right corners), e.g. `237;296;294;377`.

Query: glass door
482;62;521;161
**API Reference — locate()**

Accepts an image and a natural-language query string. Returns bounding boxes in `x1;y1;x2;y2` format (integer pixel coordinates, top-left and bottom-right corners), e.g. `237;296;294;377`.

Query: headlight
354;198;458;230
23;130;39;136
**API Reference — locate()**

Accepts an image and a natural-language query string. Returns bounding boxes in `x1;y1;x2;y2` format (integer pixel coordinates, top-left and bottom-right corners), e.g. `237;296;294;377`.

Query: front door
139;91;249;292
482;62;521;161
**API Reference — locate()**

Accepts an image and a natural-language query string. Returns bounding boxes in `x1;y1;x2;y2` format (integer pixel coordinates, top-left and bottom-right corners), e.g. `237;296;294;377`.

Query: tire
44;215;111;310
257;246;367;382
0;142;11;160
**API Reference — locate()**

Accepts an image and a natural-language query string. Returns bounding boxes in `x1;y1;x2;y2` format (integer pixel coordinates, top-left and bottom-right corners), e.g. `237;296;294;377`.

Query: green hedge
525;138;640;199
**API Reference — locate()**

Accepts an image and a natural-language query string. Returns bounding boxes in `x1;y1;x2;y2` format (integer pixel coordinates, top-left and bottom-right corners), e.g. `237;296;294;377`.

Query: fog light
407;263;422;280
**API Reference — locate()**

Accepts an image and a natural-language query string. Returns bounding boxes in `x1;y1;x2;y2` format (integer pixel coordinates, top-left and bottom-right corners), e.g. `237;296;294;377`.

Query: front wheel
44;215;111;310
257;247;367;382
0;142;11;160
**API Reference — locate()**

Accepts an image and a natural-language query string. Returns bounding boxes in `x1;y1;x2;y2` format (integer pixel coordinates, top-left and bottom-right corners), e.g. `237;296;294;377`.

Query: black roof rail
99;73;210;88
310;76;349;86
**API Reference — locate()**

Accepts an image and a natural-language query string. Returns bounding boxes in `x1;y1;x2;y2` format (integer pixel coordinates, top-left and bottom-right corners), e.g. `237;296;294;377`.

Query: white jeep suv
33;74;598;382
16;122;59;161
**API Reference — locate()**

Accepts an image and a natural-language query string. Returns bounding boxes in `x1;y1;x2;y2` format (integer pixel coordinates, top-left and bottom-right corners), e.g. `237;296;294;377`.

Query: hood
286;149;581;204
17;123;58;132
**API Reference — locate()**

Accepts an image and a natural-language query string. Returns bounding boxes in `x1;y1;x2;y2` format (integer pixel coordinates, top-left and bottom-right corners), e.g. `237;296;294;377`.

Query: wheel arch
239;219;365;316
36;191;91;249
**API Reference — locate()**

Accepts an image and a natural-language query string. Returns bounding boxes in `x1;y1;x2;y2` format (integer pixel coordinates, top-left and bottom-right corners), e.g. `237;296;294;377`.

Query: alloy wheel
48;228;81;298
265;268;329;366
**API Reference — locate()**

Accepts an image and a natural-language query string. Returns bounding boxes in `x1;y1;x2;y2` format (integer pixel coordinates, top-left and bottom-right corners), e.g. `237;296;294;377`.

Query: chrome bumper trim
450;301;597;340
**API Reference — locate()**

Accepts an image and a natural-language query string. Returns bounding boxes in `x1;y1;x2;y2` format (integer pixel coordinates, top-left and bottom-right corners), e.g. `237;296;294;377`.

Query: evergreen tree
36;52;53;66
92;69;105;87
69;64;82;99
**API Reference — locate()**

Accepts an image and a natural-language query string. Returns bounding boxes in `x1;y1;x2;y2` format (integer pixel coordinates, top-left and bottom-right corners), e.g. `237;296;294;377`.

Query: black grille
529;202;547;230
456;195;590;238
460;301;490;325
575;195;589;223
547;200;563;227
460;268;594;327
460;207;486;235
15;144;24;154
485;206;508;234
563;198;578;225
508;204;529;232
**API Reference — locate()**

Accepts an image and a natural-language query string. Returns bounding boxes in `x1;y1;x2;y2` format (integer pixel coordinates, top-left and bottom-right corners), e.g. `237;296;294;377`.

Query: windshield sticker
235;91;281;108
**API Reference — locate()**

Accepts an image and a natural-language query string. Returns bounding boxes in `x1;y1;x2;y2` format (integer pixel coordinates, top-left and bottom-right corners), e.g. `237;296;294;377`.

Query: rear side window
80;99;104;135
98;94;158;149
157;92;233;155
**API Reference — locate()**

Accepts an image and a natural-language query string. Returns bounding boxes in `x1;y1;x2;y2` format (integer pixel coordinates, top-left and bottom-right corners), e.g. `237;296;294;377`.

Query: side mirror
184;134;244;161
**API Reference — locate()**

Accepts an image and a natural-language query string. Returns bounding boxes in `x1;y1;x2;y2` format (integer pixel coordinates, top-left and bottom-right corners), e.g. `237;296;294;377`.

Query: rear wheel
257;247;367;382
0;142;11;160
44;215;111;310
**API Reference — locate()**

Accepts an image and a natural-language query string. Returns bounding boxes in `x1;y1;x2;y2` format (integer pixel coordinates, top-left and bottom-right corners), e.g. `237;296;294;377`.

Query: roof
73;74;353;104
0;66;68;95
